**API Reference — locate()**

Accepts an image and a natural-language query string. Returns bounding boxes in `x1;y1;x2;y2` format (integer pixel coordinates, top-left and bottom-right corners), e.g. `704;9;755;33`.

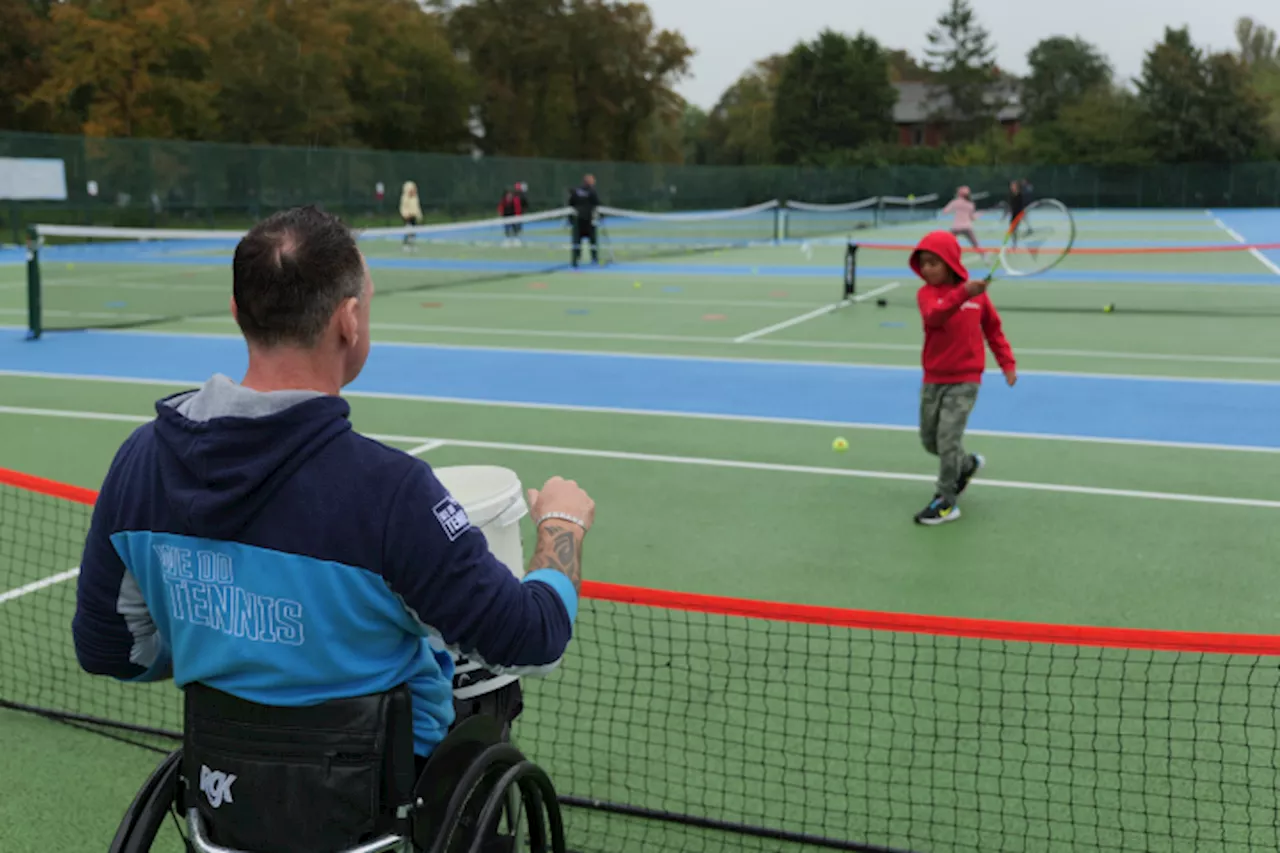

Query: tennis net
5;467;1280;853
21;201;782;336
841;235;1280;318
878;194;942;225
782;199;880;241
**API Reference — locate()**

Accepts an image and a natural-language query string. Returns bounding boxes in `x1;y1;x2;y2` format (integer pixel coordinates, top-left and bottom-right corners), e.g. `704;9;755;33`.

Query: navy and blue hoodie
73;375;577;757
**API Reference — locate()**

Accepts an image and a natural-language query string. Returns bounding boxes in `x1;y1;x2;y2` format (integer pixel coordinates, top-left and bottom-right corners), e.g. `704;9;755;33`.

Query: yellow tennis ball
633;281;642;288
66;263;75;270
1103;303;1115;313
832;437;849;452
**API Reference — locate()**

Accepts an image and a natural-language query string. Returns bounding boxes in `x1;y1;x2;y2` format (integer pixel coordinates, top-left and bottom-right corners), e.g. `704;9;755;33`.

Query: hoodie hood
152;375;353;540
910;230;969;284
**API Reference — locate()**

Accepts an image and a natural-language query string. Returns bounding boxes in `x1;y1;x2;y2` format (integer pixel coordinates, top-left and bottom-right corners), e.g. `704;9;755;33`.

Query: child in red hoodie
911;231;1017;525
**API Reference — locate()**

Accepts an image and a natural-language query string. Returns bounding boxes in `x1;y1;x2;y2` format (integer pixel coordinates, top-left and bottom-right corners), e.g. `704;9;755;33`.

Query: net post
843;241;857;301
25;226;42;340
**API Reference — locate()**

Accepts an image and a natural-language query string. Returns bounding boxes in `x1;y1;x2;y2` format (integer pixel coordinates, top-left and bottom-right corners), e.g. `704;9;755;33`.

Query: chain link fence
4;131;1279;242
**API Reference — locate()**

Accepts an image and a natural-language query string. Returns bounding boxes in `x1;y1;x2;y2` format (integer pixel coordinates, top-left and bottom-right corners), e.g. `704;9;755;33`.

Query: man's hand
1004;368;1018;387
527;476;594;531
965;278;990;297
526;477;594;592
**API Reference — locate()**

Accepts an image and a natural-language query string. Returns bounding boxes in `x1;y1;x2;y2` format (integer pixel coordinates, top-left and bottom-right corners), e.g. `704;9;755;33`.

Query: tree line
2;0;1277;169
685;1;1280;167
0;0;692;162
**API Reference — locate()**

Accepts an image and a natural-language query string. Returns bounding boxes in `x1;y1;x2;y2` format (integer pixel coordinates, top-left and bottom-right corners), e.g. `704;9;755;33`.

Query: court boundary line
2;396;1280;459
174;312;1280;369
0;567;80;605
1210;214;1280;277
2;406;1271;521
732;282;901;343
61;327;1280;386
395;434;1280;509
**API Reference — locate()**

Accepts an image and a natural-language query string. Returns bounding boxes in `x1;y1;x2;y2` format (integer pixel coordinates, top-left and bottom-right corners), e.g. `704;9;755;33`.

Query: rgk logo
200;764;237;809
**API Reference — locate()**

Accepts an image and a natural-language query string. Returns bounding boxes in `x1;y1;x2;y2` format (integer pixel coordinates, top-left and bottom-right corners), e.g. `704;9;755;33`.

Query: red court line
854;241;1280;255
6;466;1278;656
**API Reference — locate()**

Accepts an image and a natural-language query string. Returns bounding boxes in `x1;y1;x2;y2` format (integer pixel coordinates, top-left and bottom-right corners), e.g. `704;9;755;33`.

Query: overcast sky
643;0;1273;108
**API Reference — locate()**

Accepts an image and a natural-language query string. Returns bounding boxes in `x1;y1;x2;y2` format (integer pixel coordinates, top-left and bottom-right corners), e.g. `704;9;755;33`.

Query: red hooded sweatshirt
912;231;1016;385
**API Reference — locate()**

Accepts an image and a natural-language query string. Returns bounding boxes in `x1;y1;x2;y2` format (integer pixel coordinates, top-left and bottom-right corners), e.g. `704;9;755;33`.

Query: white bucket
432;465;530;699
433;465;528;580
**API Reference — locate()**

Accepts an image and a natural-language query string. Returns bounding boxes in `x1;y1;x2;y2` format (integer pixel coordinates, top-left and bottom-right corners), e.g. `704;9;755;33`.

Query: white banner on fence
0;157;69;201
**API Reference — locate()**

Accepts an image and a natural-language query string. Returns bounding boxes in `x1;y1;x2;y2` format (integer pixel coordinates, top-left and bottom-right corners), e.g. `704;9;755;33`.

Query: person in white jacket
399;181;423;252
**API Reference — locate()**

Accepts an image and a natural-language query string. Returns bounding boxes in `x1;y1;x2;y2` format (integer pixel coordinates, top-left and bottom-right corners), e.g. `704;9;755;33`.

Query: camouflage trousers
919;382;980;501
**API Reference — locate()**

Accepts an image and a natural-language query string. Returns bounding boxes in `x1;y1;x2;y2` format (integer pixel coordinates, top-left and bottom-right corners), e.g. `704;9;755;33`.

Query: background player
942;186;983;257
399;180;422;252
568;174;601;267
499;185;523;246
1005;179;1027;245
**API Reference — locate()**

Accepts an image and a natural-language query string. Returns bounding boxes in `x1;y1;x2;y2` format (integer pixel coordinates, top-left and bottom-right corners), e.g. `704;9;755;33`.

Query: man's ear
230;296;238;323
335;297;360;346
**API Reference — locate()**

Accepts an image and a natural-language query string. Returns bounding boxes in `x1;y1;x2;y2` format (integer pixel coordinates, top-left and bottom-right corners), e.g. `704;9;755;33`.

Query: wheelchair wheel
108;748;184;853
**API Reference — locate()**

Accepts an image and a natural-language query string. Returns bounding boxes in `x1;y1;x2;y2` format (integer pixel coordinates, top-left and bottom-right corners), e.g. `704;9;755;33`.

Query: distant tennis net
781;194;944;241
4;468;1280;852
22;201;784;335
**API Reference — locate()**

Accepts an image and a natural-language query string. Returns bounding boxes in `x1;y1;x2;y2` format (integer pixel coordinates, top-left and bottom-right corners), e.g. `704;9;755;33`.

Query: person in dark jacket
499;186;523;246
568;174;601;267
72;205;595;761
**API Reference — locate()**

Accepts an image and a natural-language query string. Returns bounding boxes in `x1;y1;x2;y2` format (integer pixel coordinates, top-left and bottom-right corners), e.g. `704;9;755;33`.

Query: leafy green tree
0;0;56;131
1023;37;1112;124
28;0;218;139
1235;17;1279;67
200;0;354;146
886;49;931;83
703;55;784;165
1137;27;1267;162
924;0;997;142
679;104;711;165
1234;17;1280;154
340;0;476;153
772;29;896;165
1030;85;1155;164
449;0;691;161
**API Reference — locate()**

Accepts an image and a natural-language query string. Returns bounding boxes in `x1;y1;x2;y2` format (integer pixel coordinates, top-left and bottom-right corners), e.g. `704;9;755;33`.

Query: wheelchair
108;661;565;853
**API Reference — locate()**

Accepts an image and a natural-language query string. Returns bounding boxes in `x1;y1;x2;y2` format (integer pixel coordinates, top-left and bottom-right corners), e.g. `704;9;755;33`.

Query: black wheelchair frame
108;683;565;853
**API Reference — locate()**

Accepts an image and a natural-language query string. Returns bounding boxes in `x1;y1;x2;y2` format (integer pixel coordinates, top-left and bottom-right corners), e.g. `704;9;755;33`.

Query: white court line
173;315;1280;369
382;291;830;310
1211;216;1280;277
733;304;842;343
2;397;1280;459
363;433;1280;510
732;283;902;344
2;427;1274;607
405;439;447;456
0;567;80;605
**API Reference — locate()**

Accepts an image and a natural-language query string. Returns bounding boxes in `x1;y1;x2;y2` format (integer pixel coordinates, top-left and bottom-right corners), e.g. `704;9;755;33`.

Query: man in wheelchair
73;206;594;852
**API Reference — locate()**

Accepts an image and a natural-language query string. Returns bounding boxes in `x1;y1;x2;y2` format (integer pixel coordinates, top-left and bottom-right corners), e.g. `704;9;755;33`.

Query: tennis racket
978;198;1076;283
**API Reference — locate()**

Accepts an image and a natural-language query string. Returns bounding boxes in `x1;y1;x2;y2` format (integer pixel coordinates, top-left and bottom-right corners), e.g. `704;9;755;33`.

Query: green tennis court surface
2;205;1280;851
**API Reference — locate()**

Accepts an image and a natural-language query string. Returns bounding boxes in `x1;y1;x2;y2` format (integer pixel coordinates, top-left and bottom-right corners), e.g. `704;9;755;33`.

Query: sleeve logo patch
433;496;471;542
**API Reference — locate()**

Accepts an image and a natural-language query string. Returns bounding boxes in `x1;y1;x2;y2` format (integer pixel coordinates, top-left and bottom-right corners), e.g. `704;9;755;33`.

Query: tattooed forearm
530;523;583;591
